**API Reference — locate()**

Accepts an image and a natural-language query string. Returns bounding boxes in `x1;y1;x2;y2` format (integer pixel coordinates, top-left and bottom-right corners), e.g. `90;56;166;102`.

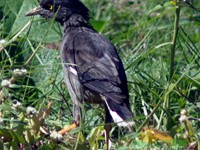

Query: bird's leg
58;121;79;135
58;104;81;135
104;124;112;150
104;104;113;150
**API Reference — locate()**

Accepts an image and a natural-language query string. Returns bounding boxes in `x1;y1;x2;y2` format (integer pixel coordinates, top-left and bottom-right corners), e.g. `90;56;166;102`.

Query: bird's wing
70;30;129;104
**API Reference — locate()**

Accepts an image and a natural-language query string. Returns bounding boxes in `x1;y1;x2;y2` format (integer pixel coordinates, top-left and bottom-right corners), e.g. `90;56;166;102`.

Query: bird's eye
49;5;53;11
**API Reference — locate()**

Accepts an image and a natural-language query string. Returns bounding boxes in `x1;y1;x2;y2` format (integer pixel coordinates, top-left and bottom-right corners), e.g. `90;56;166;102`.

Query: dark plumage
26;0;133;148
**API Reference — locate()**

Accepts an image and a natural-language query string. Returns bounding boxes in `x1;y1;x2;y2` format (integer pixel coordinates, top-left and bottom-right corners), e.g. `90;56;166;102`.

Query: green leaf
0;128;26;144
1;0;62;43
10;141;19;150
90;19;108;32
38;144;56;150
0;140;3;150
148;1;175;14
148;4;163;14
87;126;104;149
173;138;188;147
28;21;62;43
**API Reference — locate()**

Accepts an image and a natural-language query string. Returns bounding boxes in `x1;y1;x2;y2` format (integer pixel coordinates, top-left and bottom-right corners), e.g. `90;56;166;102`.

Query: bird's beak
25;6;44;16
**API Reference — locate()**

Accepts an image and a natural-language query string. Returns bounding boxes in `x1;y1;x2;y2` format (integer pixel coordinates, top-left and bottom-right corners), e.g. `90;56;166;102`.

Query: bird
26;0;134;148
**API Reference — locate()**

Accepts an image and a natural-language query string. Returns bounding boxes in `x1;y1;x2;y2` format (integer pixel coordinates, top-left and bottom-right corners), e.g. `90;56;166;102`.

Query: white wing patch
104;99;129;127
69;67;77;75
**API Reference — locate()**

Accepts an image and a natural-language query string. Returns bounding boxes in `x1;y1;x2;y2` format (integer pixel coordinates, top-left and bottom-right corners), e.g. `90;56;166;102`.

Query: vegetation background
0;0;199;149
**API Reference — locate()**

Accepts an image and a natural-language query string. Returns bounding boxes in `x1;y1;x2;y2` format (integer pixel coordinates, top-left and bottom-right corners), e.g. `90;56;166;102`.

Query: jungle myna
26;0;134;148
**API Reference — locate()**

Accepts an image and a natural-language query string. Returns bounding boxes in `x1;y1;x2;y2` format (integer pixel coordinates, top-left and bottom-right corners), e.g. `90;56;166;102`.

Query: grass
0;0;200;149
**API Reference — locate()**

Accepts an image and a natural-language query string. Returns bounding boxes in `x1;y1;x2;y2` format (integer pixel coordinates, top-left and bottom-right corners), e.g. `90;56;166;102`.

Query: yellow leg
58;122;79;135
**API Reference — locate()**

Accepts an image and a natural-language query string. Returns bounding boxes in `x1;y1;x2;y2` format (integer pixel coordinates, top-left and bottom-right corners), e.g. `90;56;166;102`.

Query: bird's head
26;0;90;26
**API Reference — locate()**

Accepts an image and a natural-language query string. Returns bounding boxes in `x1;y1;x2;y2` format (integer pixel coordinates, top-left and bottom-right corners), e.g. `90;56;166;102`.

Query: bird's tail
104;98;134;127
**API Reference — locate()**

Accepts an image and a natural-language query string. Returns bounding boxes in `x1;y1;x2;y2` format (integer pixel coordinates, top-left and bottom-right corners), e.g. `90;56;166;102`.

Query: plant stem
169;0;180;81
166;0;181;119
137;97;163;132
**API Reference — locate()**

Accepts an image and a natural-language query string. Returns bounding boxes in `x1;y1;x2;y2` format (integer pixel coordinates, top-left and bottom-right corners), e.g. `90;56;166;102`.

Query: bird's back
62;27;129;102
